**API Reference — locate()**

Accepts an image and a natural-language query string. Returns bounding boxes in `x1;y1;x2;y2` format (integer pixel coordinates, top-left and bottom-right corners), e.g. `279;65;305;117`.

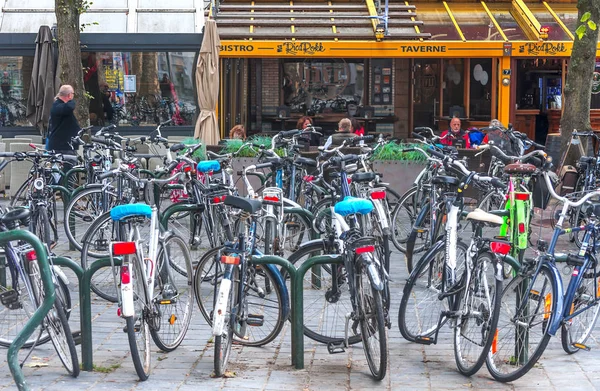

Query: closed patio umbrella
194;20;221;144
26;25;60;137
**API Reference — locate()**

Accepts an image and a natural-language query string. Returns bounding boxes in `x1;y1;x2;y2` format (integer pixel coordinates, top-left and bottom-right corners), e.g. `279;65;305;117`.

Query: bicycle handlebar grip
279;129;302;138
170;143;185;153
98;170;115;180
413;127;432;132
491;177;505;189
0;152;15;158
255;162;274;169
341;154;359;162
401;148;415;153
166;160;179;172
427;147;446;159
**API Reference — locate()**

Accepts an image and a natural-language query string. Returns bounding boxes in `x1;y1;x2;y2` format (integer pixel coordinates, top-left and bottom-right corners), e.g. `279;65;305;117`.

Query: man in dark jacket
325;118;356;147
47;85;79;175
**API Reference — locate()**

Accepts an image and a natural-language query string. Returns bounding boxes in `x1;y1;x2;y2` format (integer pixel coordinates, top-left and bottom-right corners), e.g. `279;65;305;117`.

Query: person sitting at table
350;118;365;137
229;124;246;140
297;115;320;147
440;117;470;148
325;118;355;147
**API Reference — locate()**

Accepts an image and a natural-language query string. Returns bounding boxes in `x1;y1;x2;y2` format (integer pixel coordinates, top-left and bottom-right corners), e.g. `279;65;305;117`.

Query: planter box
372;161;426;196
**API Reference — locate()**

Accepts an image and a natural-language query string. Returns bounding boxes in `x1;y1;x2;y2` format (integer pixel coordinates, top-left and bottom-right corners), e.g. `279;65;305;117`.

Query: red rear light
220;255;240;265
29;143;36;149
120;266;131;284
26;250;37;261
370;190;386;200
264;195;280;202
490;241;510;255
518;222;525;234
212;196;222;204
112;241;137;256
303;175;314;182
515;193;530;201
347;178;352;184
355;245;375;254
183;165;192;173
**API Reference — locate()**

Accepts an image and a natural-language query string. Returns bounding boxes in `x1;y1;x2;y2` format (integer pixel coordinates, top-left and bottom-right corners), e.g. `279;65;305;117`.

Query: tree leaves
581;11;591;23
588;20;597;31
576;24;587;40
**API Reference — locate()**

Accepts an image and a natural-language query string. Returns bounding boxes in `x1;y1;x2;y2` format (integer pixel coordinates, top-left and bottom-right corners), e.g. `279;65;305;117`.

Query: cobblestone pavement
2;206;600;390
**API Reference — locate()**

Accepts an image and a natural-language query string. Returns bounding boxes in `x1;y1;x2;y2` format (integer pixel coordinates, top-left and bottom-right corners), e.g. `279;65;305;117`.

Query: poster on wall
124;75;136;93
371;59;393;105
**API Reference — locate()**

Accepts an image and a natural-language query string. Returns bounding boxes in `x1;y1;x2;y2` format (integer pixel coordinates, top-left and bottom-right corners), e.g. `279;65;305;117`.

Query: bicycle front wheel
486;263;556;382
126;257;151;381
453;251;502;376
150;234;194;352
214;272;237;377
357;264;387;381
390;186;419;253
560;265;600;354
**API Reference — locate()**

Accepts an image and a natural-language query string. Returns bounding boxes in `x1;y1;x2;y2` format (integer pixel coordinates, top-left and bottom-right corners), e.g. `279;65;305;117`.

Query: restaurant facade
0;0;597;145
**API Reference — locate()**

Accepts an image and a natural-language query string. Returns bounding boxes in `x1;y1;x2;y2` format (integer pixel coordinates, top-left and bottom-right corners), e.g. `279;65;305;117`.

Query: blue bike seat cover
334;196;373;217
110;204;152;221
197;160;221;173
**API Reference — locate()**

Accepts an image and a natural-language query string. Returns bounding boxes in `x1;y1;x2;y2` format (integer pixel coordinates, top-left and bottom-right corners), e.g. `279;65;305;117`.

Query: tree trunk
55;0;89;127
559;0;600;168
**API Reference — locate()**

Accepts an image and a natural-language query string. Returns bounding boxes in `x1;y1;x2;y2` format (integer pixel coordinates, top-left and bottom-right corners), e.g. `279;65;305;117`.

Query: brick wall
394;59;410;139
262;58;280;116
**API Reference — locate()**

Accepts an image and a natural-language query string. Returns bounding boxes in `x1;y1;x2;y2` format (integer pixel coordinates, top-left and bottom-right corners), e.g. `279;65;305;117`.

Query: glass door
220;58;247;137
412;59;440;130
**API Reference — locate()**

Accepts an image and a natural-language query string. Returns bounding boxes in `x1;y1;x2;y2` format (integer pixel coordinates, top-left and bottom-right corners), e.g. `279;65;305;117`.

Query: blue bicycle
487;166;600;382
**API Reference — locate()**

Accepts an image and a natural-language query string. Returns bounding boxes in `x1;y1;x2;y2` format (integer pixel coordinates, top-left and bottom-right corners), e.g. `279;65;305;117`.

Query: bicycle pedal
572;342;591;351
72;330;82;345
0;290;22;309
246;314;264;326
327;341;346;354
414;336;434;345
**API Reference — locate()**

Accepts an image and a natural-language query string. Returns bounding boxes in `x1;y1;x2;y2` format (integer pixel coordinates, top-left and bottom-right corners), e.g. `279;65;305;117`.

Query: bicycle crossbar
2;230;54;391
252;254;343;370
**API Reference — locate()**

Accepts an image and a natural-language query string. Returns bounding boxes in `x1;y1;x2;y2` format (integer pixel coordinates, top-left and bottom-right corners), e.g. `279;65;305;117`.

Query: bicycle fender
213;278;232;336
545;262;565;336
361;254;384;291
264;263;290;319
408;239;445;280
52;265;70;286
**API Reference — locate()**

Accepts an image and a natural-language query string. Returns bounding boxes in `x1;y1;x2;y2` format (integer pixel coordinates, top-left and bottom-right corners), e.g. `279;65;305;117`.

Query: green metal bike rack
3;230;55;391
160;203;205;231
52;256;122;371
251;253;343;370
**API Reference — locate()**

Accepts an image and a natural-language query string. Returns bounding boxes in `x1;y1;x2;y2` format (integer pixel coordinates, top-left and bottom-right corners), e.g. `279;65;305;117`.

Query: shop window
83;51;197;127
282;59;365;115
0;56;33;127
371;59;393;107
443;59;464;118
469;59;492;121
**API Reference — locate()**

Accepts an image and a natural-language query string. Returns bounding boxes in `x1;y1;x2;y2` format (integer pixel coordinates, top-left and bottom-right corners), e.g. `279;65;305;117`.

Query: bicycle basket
532;171;558;209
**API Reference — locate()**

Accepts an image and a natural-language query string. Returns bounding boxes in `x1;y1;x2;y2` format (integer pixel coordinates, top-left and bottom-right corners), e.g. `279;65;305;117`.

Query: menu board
371;59;393;105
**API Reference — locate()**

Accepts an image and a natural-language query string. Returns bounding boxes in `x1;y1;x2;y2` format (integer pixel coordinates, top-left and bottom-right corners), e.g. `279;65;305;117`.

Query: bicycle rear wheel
486;263;556;382
150;234;194;352
390;186;419;253
561;265;600;354
45;291;80;377
193;246;285;346
126;257;151;381
357;264;387;380
453;251;501;376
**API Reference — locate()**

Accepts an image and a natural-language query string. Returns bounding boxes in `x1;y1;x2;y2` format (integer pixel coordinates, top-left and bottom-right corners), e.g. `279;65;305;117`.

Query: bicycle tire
390;186;419;253
560;263;600;354
357;263;388;380
64;187;118;253
485;263;556;382
31;205;52;250
150;234;194;352
404;201;433;273
214;269;237;377
45;291;80;377
193;246;285;346
287;239;363;345
126;257;151;381
453;251;502;376
8;177;32;208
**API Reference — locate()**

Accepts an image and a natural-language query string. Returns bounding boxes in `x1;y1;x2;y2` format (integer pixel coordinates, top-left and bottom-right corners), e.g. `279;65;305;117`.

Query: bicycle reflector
490;241;510;255
212;195;226;204
369;190;386;200
120;265;131;284
518;222;526;234
112;242;137;256
220;255;240;265
514;193;530;201
355;245;375;254
303;175;314;182
25;250;37;261
263;195;280;202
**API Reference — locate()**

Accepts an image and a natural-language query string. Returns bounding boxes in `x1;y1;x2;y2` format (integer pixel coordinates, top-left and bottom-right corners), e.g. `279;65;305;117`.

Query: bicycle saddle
334;196;373;217
466;208;504;226
0;208;31;230
503;163;536;175
351;172;376;183
110;204;152;221
224;196;262;214
197;160;221;173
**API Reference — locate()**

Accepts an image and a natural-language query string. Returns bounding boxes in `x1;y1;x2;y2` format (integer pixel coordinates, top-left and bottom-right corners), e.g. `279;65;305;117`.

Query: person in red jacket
440;117;470;148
